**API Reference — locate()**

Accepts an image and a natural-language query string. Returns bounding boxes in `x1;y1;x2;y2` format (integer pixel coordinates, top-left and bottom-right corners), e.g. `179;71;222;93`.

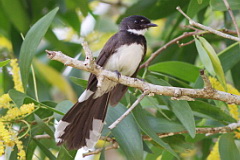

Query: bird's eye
141;19;144;22
134;20;139;24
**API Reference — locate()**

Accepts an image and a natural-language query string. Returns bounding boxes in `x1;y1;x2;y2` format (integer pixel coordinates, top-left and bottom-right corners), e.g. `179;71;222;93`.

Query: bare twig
83;121;240;157
140;31;198;68
222;0;240;39
200;70;215;94
176;6;240;42
81;42;95;69
46;50;240;105
82;141;119;157
34;135;51;139
108;92;147;129
141;29;238;68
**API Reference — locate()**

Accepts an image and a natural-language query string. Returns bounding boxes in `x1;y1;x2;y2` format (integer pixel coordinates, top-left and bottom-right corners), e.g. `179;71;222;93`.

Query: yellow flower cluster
10;59;24;92
1;103;35;121
0;94;11;109
207;141;220;160
207;77;240;159
0;59;35;159
209;77;239;120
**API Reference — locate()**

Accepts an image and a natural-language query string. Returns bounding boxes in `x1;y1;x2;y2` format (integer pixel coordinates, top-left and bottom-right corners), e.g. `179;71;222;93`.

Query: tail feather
55;92;110;150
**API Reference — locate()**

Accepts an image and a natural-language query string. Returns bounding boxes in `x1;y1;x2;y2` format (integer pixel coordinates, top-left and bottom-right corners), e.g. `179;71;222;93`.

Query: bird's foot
114;70;121;80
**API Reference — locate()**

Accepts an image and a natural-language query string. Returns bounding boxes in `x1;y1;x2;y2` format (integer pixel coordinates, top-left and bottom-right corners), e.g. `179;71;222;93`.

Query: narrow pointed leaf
219;133;240;160
106;104;143;160
132;102;179;159
0;59;10;67
19;7;59;91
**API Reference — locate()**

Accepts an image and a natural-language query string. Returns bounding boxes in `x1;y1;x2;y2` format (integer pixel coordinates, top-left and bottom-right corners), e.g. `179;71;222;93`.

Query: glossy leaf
0;59;10;67
195;37;226;90
210;0;240;11
189;101;236;123
132;101;179;159
219;134;240;160
106;104;144;160
149;61;200;82
19;7;59;91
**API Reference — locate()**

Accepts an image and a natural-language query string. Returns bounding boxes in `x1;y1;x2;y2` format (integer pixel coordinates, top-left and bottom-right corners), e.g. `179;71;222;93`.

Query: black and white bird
55;15;157;150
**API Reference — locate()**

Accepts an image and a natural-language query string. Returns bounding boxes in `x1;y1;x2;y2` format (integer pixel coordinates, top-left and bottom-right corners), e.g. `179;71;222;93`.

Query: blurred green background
1;0;240;159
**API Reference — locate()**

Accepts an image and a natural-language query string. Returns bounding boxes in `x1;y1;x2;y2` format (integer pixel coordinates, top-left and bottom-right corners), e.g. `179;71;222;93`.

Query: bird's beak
146;23;158;28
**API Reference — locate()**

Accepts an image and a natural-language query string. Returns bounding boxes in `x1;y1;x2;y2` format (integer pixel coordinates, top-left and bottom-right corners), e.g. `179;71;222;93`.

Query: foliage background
0;0;240;159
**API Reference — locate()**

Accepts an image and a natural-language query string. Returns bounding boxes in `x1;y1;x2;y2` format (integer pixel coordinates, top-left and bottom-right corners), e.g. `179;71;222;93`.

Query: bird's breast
104;43;144;76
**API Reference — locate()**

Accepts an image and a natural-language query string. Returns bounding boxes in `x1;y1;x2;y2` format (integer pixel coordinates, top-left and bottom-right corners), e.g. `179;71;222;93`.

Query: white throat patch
127;29;147;35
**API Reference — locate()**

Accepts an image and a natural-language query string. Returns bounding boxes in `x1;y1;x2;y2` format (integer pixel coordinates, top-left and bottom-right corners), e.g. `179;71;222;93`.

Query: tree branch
82;121;240;157
222;0;240;39
46;50;240;105
108;92;147;129
176;6;240;42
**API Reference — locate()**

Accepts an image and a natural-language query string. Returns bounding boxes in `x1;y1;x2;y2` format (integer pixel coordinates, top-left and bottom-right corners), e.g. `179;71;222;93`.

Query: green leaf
168;100;196;138
53;100;73;121
132;101;179;159
33;139;56;160
152;79;196;138
189;101;236;123
195;37;226;90
19;7;59;91
75;0;90;17
120;0;190;20
8;89;28;107
187;0;210;18
1;0;30;33
34;114;54;138
195;37;215;75
70;76;88;88
219;42;240;72
8;89;64;115
210;0;240;11
219;133;240;160
106;104;144;160
56;147;75;160
149;61;200;82
0;59;10;67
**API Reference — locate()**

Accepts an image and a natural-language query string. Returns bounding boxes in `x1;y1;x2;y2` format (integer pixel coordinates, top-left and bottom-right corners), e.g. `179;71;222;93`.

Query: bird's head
120;15;157;35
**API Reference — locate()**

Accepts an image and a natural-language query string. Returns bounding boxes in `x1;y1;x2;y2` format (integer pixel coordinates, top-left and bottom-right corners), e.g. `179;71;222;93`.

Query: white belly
104;43;144;76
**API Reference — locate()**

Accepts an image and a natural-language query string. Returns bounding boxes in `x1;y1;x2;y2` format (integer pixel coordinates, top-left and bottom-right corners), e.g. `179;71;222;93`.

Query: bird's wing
87;33;120;91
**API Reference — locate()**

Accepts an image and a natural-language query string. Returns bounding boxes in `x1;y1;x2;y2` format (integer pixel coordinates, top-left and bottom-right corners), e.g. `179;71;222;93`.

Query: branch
46;50;240;105
140;29;238;68
83;121;240;157
222;0;240;39
176;6;240;42
108;92;147;129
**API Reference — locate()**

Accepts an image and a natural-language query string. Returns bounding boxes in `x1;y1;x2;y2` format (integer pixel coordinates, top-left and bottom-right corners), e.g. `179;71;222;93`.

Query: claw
114;70;121;80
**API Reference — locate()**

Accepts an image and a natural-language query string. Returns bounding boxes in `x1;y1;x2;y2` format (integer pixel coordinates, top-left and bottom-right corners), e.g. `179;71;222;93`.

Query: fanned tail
55;91;110;150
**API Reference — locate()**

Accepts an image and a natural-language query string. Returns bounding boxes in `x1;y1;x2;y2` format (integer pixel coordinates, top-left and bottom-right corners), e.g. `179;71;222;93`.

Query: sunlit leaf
0;59;10;67
149;61;200;82
195;36;226;90
33;59;76;102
